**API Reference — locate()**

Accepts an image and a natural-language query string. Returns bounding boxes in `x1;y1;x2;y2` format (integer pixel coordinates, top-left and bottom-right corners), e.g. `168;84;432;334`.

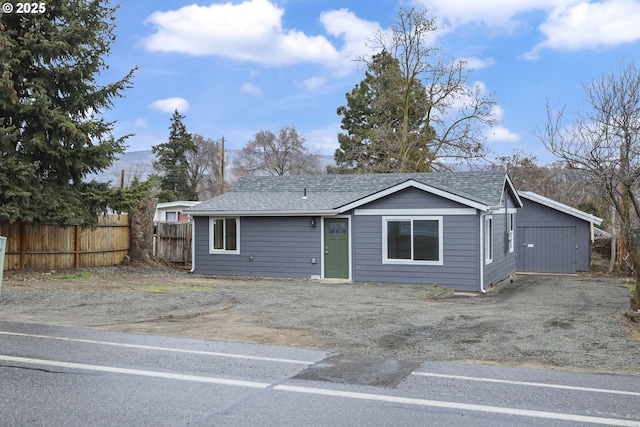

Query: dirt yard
1;265;639;374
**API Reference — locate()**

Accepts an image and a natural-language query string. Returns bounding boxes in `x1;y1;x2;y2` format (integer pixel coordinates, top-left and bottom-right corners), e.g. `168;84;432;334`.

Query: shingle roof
186;171;518;215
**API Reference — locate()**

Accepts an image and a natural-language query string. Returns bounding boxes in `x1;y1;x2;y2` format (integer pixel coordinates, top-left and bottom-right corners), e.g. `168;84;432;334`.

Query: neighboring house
153;201;200;264
154;201;201;223
184;171;522;292
517;191;603;274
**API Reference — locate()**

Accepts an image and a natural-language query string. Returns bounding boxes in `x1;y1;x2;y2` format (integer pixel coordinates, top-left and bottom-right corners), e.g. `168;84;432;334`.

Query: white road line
412;371;640;397
0;355;271;389
0;331;314;365
275;385;640;427
2;355;639;426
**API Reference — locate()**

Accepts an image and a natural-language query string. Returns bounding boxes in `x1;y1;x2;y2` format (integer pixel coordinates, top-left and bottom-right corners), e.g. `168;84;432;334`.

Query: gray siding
483;210;517;288
517;200;591;273
192;216;322;278
352;214;481;291
361;187;469;210
353;188;481;291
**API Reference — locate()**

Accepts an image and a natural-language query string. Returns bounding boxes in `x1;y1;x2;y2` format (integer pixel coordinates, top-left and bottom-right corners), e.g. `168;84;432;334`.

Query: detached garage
517;191;603;274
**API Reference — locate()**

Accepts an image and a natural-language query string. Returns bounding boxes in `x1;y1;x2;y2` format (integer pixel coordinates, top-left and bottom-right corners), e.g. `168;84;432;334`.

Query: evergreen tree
0;1;136;225
333;51;434;173
152;110;198;202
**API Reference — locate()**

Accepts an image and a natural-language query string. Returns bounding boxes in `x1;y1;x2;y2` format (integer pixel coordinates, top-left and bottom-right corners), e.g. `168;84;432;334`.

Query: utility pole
220;136;225;195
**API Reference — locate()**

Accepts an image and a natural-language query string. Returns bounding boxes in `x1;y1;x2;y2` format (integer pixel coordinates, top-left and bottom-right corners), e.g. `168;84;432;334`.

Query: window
209;217;239;254
383;217;442;265
165;211;177;221
329;221;346;235
485;216;493;264
508;213;515;253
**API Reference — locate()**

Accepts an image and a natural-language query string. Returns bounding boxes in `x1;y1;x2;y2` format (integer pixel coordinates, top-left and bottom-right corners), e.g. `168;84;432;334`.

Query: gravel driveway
1;266;639;374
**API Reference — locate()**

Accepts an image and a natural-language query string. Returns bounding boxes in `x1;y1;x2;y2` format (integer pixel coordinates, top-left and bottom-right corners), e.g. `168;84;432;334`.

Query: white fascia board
337;180;490;213
187;209;339;217
157;201;201;209
519;191;603;225
504;174;523;208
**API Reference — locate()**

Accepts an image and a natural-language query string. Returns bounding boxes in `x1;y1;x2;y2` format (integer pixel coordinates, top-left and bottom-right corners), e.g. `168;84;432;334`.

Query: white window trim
209;217;240;254
382;216;443;266
508;213;515;254
485;215;493;264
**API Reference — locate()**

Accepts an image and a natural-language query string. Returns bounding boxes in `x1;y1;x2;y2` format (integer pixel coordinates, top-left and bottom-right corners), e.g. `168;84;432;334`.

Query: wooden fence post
20;222;27;269
74;224;81;268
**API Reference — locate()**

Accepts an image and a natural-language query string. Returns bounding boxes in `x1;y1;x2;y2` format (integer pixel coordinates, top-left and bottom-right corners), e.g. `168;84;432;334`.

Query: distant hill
89;149;335;185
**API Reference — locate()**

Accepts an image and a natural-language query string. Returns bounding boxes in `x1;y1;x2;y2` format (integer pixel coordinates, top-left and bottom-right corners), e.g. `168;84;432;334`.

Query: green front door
324;218;349;279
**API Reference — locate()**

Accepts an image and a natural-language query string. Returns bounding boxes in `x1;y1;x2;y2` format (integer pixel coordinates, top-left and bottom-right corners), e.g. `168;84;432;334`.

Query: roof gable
518;191;603;225
338;179;490;212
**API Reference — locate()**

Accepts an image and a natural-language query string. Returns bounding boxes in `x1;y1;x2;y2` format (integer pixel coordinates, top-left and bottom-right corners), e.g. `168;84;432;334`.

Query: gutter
184;209;339;217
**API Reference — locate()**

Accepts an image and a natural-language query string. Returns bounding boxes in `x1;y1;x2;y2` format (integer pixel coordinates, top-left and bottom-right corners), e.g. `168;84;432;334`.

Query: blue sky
100;0;640;166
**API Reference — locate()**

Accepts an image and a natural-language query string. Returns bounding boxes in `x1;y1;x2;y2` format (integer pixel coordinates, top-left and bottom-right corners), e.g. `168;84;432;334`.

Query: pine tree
334;51;433;173
152;110;198;202
0;1;137;225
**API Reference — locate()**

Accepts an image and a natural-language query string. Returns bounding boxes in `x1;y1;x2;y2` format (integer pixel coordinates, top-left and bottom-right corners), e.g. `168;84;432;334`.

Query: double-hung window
383;217;443;265
508;213;515;253
209;217;239;254
485;216;493;264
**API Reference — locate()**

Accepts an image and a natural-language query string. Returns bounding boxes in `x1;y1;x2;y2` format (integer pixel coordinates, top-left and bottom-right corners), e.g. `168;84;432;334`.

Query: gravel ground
1;265;639;374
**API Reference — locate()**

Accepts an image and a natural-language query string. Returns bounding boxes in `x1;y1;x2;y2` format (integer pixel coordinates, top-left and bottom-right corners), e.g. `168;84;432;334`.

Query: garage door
517;226;576;273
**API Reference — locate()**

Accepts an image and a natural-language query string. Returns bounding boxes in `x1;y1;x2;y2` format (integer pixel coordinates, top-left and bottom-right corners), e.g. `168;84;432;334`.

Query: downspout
504;191;508;248
479;213;486;293
189;215;195;273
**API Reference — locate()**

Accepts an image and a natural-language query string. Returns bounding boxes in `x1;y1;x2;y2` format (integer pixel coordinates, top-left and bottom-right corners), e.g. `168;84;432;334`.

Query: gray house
517;191;603;274
184;171;522;292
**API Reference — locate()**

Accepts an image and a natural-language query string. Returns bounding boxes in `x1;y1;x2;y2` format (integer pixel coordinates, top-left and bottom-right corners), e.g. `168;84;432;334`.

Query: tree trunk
632;279;640;311
608;235;617;274
128;197;158;263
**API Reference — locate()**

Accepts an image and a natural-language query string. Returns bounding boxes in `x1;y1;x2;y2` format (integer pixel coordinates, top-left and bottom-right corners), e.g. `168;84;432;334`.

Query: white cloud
134;118;147;128
487;126;521;143
420;0;575;29
486;105;521;143
301;76;326;90
320;9;381;65
305;124;340;156
241;83;263;96
524;0;640;59
149;97;190;113
141;0;378;69
420;0;640;59
458;56;495;70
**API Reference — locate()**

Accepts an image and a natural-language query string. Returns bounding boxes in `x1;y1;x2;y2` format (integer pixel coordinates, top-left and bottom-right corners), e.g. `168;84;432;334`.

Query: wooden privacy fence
154;222;192;264
0;215;130;271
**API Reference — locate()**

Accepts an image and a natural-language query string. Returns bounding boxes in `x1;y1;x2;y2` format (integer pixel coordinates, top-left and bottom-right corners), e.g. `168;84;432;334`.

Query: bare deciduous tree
364;4;498;171
233;127;322;176
537;59;640;312
497;150;599;208
186;134;224;200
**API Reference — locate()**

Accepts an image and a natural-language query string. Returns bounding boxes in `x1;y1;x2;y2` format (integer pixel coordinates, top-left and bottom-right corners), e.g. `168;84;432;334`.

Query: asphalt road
1;320;639;426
